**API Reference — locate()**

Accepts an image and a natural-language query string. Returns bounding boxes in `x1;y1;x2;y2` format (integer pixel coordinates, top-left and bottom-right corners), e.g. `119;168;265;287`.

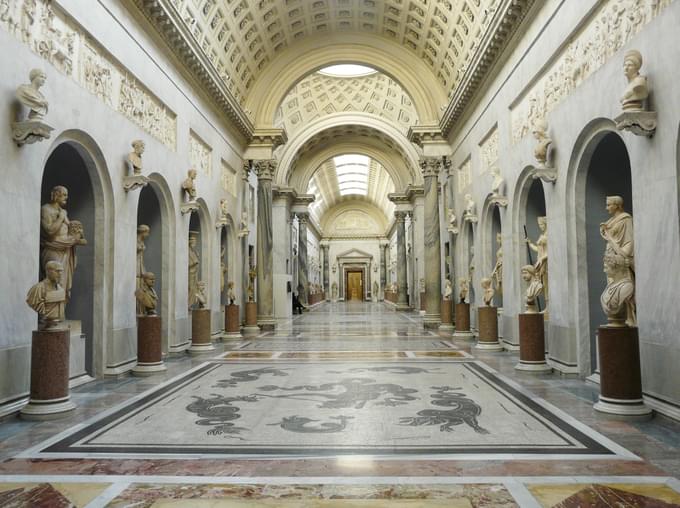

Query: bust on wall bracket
180;169;199;215
215;198;229;228
614;50;657;137
123;140;150;192
13;69;54;146
462;194;478;223
489;168;508;207
530;118;557;183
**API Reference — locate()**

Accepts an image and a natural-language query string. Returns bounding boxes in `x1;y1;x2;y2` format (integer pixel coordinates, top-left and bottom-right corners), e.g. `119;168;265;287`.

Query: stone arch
217;213;236;307
276;113;423;191
40;129;114;378
479;196;504;307
566;118;632;376
246;34;446;126
187;198;213;312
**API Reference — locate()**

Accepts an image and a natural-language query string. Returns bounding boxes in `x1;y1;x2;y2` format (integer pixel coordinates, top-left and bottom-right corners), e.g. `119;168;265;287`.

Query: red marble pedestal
453;302;473;339
594;326;652;417
515;312;551;372
243;302;260;336
189;308;215;354
21;328;76;420
438;299;454;335
223;304;242;339
420;292;426;311
474;306;503;352
132;316;166;376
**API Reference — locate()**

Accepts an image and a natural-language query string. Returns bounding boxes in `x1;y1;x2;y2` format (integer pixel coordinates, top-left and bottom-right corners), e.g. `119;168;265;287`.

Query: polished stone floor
1;302;680;507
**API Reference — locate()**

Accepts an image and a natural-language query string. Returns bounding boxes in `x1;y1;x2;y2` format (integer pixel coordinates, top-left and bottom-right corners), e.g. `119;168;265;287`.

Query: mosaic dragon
185;394;258;437
399;386;489;434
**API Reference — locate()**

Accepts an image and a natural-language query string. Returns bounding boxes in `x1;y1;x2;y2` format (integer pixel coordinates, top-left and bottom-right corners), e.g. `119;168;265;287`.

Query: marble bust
620;50;648;112
490;168;506;198
532;118;553;168
601;251;636;327
26;260;66;330
443;279;452;300
16;68;48;121
458;278;469;303
40;185;87;301
481;277;495;306
227;281;236;304
239;211;249;237
219;198;228;221
182;169;197;202
135;272;158;316
128;140;145;176
447;208;458;234
463;194;477;222
194;281;207;309
521;265;543;314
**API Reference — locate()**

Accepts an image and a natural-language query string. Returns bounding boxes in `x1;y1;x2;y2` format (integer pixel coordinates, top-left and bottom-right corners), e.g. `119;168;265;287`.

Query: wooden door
347;271;363;300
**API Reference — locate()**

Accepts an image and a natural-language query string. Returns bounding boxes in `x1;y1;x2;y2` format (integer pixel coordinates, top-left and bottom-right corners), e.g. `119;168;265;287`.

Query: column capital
394;211;408;223
253;159;277;180
420;156;451;178
297;211;310;224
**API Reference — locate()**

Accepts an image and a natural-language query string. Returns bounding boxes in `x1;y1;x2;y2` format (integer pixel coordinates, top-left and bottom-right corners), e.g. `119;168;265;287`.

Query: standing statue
490;232;503;296
532;118;553;168
526;216;548;309
620;50;648;112
458;278;469;303
135;272;158;316
481;277;495;306
447;208;458;234
443;279;453;300
332;281;338;299
40;186;87;301
136;225;149;283
521;265;543;314
128;140;145;176
195;281;207;309
26;260;66;330
227;281;236;305
187;231;200;309
16;68;48;121
220;246;227;294
601;251;636;327
219;198;228;221
182;169;198;202
239;211;249;237
600;196;635;325
247;265;256;302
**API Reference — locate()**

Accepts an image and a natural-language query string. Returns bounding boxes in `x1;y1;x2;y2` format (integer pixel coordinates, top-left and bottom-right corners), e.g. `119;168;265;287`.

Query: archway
491;206;503;309
522;178;547;312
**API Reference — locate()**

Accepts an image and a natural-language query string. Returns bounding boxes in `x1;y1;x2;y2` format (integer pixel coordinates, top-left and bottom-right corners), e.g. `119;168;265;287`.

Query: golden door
347;271;363;300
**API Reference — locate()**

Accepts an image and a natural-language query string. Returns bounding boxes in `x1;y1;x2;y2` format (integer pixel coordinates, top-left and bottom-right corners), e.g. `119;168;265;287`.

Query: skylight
318;64;377;78
334;154;369;196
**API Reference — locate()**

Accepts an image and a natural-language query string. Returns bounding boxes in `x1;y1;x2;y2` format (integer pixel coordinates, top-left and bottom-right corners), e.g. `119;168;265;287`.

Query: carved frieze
190;131;212;177
479;127;499;174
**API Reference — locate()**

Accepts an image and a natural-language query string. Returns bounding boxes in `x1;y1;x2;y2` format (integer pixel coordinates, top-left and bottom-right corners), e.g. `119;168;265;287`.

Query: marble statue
16;68;48;120
601;251;636;327
521;265;543;314
135;272;158;316
526;216;548;310
194;281;207;309
128;140;145;176
443;279;452;300
490;168;507;206
332;282;338;299
219;198;228;221
220;246;226;293
182;169;197;202
187;231;200;309
247;265;256;302
532;119;553;168
620;49;648;112
373;280;379;296
238;211;249;237
136;224;149;283
458;278;469;303
40;186;87;301
447;208;458;234
463;194;477;222
26;260;66;330
227;281;236;304
419;278;425;292
491;232;503;296
481;277;495;306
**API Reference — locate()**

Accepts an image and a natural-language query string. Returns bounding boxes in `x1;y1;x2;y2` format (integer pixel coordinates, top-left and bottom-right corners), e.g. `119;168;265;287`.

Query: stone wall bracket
12;120;54;146
123;175;149;192
180;201;199;215
490;195;508;208
615;111;657;138
532;166;558;184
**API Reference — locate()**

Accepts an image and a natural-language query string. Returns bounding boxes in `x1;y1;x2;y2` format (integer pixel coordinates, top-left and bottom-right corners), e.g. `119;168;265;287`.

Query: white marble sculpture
188;231;200;309
40;186;87;301
521;265;543;314
135;272;158;316
489;168;508;207
526;216;548;311
247;266;256;302
481;277;495;306
13;68;53;145
531;119;557;183
601;251;636;327
443;279;453;300
227;281;236;304
180;169;199;214
447;208;459;234
136;224;149;312
26;260;66;330
615;49;656;136
463;194;478;223
458;278;469;303
195;281;207;309
491;232;503;297
238;211;249;237
220;246;226;293
124;140;149;191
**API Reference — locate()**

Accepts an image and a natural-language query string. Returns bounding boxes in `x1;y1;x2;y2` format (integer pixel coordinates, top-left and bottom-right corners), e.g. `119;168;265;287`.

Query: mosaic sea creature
213;367;291;388
399;386;489;434
186;394;258;437
268;415;354;433
327;366;441;375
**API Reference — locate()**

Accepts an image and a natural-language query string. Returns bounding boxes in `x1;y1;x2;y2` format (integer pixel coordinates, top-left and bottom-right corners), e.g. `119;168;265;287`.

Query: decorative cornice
394;211;408;223
253;159;277;181
407;125;446;148
387;192;410;206
130;0;253;140
293;194;316;207
250;128;288;151
439;0;536;137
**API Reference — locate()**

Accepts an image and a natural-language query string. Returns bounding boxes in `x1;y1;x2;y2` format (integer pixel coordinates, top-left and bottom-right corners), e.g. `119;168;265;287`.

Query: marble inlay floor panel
224;339;456;351
22;360;630;460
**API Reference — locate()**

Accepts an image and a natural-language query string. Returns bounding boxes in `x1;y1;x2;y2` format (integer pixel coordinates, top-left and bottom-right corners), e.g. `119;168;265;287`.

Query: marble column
421;156;449;328
255;160;276;329
395;211;409;311
297;212;309;305
322;242;330;301
379;242;387;301
241;162;250;314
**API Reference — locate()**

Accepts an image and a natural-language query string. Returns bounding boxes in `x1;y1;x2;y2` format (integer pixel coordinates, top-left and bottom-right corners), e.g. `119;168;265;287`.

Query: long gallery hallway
1;302;680;507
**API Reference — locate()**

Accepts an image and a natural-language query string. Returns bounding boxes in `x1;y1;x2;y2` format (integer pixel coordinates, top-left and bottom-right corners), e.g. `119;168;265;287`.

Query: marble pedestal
21;329;76;420
453;303;474;339
474;306;503;352
594;326;652;418
439;299;454;335
223;304;242;339
243;302;260;336
132;316;167;376
189;309;215;354
419;292;426;313
515;313;551;373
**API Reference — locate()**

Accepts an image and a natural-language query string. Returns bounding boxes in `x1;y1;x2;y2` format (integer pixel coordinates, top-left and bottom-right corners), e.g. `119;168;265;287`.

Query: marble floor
1;302;680;507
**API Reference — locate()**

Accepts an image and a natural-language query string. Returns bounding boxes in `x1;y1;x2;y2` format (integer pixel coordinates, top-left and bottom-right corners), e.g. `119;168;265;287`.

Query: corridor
1;302;680;506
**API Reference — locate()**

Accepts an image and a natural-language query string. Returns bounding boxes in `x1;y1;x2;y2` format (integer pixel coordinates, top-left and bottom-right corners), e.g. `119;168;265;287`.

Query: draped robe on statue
40;204;77;299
